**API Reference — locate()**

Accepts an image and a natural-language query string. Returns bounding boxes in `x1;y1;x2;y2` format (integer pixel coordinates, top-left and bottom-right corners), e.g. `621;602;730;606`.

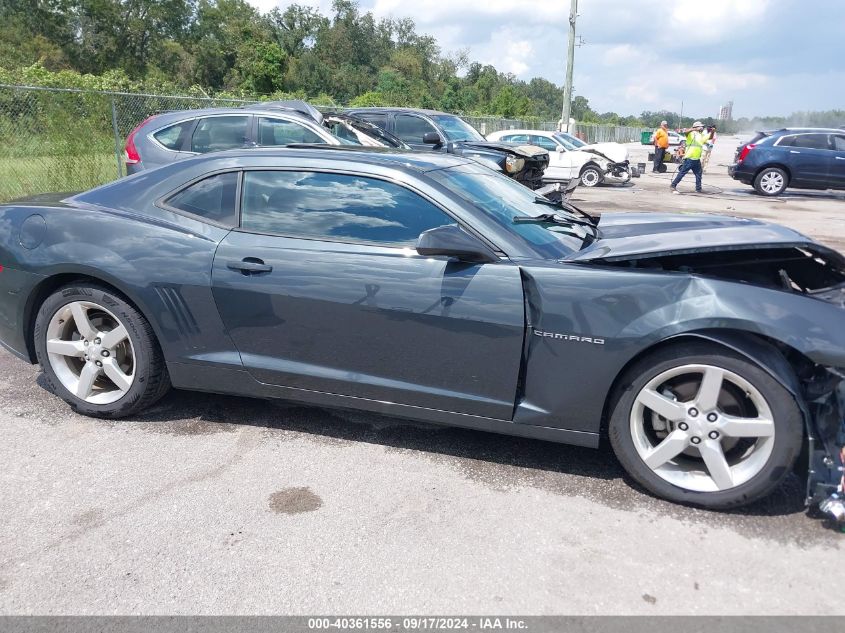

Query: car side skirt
168;362;600;448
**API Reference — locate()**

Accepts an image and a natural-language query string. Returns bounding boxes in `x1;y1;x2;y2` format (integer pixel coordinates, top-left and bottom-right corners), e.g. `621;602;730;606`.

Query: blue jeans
671;158;703;191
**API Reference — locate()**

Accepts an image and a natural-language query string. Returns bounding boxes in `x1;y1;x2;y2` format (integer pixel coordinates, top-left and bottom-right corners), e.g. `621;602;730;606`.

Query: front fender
514;265;845;439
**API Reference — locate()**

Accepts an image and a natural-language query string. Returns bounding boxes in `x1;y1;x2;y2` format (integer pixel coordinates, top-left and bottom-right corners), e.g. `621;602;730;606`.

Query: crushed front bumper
805;376;845;529
513;153;551;191
605;161;632;183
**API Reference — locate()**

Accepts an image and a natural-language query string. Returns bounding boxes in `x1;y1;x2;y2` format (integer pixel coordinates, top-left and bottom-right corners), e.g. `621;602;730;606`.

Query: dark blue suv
729;128;845;196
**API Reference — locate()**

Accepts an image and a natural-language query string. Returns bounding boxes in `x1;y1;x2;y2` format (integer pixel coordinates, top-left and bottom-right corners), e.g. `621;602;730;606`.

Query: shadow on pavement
120;388;812;527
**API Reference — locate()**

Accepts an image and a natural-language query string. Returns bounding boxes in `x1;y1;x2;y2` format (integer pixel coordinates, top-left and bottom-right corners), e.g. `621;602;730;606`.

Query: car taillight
124;116;157;165
737;143;755;164
0;264;4;273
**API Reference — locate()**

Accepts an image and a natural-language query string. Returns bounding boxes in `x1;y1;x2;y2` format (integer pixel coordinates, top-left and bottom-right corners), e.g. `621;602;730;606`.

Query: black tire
34;283;170;418
608;342;803;509
753;167;788;196
580;164;603;187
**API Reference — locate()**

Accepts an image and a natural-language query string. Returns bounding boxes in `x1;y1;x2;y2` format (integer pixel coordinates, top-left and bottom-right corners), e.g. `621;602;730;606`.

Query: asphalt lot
577;137;845;254
1;136;844;615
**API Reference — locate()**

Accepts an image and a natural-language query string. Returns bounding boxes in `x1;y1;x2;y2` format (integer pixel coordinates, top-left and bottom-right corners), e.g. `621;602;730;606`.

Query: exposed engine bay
602;245;845;297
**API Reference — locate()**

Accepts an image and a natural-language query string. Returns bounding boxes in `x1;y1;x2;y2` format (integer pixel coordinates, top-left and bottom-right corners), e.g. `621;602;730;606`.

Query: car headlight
505;155;525;174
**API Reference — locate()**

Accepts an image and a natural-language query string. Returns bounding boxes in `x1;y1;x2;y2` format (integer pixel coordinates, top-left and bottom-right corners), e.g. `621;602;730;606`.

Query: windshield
556;132;587;148
431;115;485;142
551;134;580;151
429;168;586;258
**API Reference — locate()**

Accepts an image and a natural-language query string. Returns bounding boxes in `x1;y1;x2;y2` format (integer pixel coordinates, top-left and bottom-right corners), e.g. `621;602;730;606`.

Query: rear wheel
608;343;803;509
580;164;603;187
34;284;170;418
753;167;788;196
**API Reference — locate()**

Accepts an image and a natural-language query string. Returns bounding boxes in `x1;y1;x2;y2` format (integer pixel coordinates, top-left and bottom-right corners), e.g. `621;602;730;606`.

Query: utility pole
679;100;684;129
560;0;578;132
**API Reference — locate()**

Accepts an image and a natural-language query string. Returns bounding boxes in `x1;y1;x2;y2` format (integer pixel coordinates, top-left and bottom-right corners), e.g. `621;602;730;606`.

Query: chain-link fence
0;84;254;201
463;116;559;135
0;84;646;201
466;118;644;143
571;122;644;143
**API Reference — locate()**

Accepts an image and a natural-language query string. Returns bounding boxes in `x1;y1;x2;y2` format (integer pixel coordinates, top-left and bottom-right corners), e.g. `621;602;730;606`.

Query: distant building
718;101;734;121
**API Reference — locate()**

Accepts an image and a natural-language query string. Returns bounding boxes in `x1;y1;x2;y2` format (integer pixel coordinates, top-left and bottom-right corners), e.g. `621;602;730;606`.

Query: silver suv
123;101;406;174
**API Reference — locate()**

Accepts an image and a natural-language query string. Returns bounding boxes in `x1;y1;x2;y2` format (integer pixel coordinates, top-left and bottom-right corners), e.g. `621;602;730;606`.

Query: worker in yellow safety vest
670;121;713;194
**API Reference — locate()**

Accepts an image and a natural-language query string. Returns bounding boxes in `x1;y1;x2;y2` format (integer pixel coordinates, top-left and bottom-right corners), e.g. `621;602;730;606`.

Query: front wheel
753;167;788;196
580;165;603;187
34;283;170;418
608;343;803;509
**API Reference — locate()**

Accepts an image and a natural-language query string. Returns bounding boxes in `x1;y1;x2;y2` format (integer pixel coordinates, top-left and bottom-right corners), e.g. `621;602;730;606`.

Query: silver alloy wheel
629;364;775;492
759;170;784;194
581;168;601;187
45;301;135;405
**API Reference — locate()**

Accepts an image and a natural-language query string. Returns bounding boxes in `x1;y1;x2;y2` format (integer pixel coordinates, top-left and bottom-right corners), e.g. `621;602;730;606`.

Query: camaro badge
533;328;605;345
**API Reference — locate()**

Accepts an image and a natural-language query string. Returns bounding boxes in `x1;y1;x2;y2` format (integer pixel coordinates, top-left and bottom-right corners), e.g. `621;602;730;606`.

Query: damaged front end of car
581;148;633;181
805;368;845;528
457;142;550;190
591;240;845;528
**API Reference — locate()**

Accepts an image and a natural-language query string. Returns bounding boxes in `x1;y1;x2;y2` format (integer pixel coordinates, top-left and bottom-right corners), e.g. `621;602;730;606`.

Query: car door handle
790;150;800;154
227;259;273;274
836;156;845;160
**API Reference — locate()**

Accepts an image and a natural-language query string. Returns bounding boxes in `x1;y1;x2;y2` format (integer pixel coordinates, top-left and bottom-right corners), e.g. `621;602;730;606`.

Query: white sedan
487;129;632;187
667;130;684;146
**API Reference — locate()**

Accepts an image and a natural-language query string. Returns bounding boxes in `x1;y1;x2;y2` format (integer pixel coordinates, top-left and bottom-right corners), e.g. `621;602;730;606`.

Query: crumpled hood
458;140;549;160
580;142;628;164
566;212;819;261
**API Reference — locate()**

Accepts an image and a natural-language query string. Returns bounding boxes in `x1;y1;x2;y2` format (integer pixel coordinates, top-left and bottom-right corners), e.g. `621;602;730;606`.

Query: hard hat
693;121;704;128
660;120;668;125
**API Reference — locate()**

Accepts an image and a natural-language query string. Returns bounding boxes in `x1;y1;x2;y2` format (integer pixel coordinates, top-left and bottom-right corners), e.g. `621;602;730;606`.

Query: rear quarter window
153;121;193;150
164;172;238;227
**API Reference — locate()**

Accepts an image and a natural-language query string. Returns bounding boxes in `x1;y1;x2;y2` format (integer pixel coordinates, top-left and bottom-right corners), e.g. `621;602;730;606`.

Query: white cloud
669;0;769;31
371;0;567;23
247;0;843;118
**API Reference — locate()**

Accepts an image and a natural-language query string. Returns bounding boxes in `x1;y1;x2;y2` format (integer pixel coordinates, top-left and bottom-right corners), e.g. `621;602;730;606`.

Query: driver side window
240;170;455;246
531;135;559;151
394;115;438;144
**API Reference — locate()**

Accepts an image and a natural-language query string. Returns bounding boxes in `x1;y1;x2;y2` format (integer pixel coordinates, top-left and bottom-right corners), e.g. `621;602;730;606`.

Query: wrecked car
122;100;406;174
488;129;633;187
1;147;843;521
345;107;550;190
323;112;410;149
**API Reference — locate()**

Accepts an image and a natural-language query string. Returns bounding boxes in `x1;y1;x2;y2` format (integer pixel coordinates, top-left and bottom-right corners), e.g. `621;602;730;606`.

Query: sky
247;0;845;119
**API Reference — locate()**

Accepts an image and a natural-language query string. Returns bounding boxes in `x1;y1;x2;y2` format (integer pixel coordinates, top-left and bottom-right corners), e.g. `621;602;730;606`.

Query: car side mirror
415;224;498;263
557;146;566;153
423;132;443;145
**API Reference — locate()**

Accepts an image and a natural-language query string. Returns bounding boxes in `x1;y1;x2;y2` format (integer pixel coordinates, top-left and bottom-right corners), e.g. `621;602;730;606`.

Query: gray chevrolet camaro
1;147;843;515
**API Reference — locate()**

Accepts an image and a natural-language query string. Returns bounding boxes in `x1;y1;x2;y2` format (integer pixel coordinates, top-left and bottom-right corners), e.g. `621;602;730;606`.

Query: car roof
143;106;318;127
345;107;453;116
770;127;844;134
178;145;475;172
490;129;554;136
68;146;479;211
